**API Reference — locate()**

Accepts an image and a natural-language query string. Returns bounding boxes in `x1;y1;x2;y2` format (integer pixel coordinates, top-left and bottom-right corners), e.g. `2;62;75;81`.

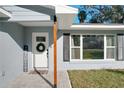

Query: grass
68;69;124;88
83;49;104;59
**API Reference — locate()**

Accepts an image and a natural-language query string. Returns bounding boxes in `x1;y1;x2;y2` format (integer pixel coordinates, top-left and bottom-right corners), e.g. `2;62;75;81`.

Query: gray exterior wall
24;28;124;71
1;22;124;87
0;22;24;87
57;30;124;70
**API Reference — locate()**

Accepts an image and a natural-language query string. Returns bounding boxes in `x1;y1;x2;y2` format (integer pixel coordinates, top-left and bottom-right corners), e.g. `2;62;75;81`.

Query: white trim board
0;8;11;17
17;21;54;27
70;24;124;30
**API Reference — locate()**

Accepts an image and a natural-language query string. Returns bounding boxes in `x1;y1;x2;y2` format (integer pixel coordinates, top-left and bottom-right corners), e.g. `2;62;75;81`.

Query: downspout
53;15;57;88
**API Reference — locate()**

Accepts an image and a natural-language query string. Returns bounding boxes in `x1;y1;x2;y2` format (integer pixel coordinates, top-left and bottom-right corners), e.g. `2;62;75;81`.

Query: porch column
53;15;57;88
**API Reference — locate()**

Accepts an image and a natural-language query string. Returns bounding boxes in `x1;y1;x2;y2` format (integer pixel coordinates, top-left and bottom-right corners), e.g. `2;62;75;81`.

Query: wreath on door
36;43;45;52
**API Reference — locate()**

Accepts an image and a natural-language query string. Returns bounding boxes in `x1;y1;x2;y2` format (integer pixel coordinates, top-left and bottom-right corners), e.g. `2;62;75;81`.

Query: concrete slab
7;70;71;88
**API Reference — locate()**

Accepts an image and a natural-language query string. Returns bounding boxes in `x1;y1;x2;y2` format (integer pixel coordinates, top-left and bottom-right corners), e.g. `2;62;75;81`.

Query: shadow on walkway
34;68;54;88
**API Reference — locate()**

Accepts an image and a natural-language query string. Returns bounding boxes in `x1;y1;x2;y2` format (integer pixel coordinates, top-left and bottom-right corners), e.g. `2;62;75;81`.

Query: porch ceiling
17;5;55;16
0;5;51;22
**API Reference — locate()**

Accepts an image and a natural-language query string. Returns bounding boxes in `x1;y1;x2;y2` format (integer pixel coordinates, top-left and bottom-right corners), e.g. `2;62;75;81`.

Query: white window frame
105;35;116;60
70;34;116;61
70;34;82;61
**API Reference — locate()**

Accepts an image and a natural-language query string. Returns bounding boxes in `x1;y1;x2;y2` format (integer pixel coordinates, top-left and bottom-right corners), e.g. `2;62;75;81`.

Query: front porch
0;5;60;87
7;71;71;88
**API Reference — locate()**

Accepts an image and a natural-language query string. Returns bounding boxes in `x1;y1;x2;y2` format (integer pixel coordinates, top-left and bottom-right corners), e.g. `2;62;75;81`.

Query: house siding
0;22;24;87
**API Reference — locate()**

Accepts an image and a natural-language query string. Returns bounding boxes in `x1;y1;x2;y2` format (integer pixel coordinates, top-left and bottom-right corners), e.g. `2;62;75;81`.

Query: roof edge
55;5;78;14
0;8;11;17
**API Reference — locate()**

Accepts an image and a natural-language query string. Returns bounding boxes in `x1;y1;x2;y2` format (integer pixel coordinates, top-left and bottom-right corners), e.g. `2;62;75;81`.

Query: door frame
32;32;49;69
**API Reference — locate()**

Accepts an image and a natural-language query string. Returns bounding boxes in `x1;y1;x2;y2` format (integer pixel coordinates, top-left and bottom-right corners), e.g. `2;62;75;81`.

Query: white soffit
17;5;55;16
17;21;54;27
8;15;50;22
70;24;124;30
0;8;11;17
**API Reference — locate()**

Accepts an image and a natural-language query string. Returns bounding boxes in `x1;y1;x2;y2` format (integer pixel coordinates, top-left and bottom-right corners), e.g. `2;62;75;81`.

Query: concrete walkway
7;70;71;88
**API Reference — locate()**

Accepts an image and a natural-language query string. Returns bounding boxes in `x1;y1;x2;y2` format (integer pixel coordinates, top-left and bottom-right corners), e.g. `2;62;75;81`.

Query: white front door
32;32;48;68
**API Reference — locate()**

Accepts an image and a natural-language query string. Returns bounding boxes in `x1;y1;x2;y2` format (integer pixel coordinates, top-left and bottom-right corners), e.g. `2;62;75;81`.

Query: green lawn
83;49;104;59
68;70;124;88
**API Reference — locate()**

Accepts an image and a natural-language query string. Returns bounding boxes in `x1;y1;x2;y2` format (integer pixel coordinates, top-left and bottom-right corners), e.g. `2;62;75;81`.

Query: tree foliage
78;5;124;23
78;10;86;23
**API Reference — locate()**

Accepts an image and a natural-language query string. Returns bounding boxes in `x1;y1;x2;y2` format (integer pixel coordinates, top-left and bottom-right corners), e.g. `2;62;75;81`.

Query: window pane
106;35;115;46
107;48;115;59
71;48;80;59
83;35;104;59
71;35;80;46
